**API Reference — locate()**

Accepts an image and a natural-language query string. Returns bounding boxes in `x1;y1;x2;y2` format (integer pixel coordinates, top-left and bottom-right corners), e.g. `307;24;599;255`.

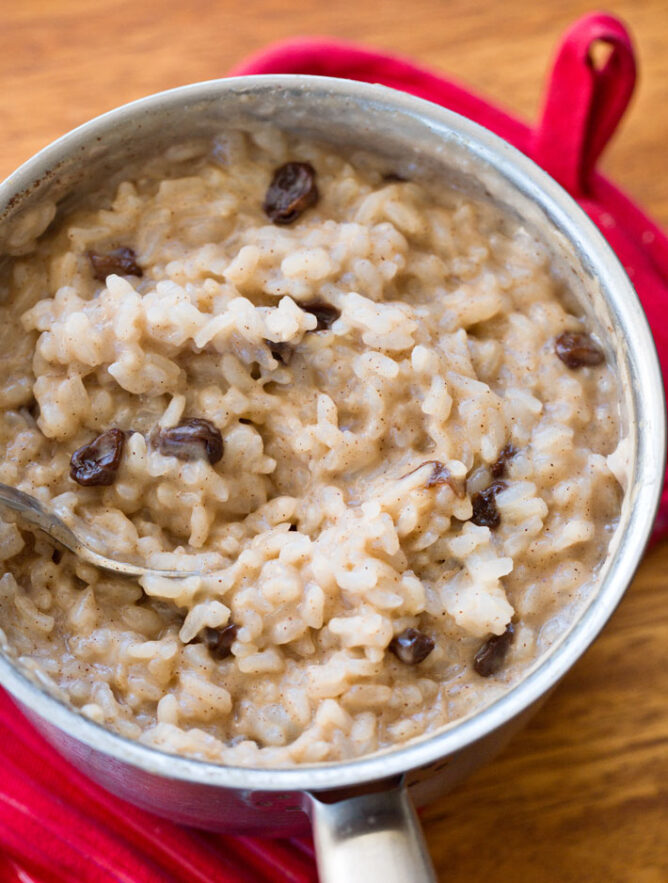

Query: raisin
301;300;341;331
88;247;143;282
491;444;518;479
263;162;318;225
424;461;465;496
69;428;126;487
473;623;515;677
555;331;604;369
201;624;238;660
389;628;435;665
288;524;298;532
157;419;223;465
266;339;293;365
470;480;507;529
401;460;465;497
383;172;407;183
425;461;451;487
51;548;63;564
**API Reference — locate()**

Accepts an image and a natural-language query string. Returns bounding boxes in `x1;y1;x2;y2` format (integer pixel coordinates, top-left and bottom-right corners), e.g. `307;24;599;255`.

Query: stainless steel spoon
0;483;198;579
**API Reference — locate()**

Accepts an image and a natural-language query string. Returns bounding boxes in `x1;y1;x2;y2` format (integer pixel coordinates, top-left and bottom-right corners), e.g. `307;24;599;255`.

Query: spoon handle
0;483;82;552
0;483;195;579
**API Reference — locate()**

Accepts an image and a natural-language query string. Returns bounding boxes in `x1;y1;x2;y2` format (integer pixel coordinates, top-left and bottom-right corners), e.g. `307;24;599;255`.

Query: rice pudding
0;127;623;765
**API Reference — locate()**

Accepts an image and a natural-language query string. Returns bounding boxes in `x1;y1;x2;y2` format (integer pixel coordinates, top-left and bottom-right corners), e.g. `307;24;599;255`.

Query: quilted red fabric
2;12;666;882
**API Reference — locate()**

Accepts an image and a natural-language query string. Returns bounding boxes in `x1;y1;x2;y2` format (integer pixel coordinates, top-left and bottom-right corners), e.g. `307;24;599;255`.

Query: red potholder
2;12;666;883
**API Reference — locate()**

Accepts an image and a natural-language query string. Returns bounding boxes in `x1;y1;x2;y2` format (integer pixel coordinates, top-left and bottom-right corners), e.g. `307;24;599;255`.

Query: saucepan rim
0;74;664;794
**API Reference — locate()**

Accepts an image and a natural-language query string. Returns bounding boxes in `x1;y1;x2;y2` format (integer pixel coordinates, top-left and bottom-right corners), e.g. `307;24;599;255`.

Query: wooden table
1;1;666;880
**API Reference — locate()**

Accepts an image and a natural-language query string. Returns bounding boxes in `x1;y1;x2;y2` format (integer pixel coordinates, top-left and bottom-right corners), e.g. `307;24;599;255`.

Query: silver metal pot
0;76;664;883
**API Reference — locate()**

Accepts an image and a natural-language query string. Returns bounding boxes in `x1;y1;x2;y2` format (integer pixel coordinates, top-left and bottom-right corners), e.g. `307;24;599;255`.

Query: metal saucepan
0;77;664;883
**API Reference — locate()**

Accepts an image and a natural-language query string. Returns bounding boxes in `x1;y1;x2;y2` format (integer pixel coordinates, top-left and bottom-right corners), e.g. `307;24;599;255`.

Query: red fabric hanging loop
532;12;637;195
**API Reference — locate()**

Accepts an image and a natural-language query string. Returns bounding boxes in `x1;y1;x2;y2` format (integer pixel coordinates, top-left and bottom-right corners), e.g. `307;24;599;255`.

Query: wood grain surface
1;1;666;880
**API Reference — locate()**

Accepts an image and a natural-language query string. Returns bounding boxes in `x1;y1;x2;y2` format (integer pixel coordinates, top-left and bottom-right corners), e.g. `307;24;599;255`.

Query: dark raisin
383;172;407;183
470;480;507;529
265;339;293;365
425;461;451;487
301;300;341;331
239;418;254;425
51;548;63;564
473;623;515;677
424;461;465;496
69;428;126;486
157;419;223;465
554;331;604;369
491;444;518;479
88;247;143;282
288;524;298;532
201;624;238;660
263;162;319;225
389;628;435;665
401;460;465;497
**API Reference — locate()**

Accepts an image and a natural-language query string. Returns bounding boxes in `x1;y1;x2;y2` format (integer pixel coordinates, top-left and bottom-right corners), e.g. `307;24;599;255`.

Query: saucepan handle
309;785;437;883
